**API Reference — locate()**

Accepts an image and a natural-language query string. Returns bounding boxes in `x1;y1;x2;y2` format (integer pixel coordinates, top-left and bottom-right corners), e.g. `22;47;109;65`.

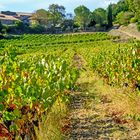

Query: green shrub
30;24;46;34
116;11;134;25
130;17;138;23
95;24;102;31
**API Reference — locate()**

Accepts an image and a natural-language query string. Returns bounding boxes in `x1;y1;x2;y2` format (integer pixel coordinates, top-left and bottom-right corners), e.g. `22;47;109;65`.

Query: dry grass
78;70;140;123
68;69;140;139
34;69;140;140
35;97;68;140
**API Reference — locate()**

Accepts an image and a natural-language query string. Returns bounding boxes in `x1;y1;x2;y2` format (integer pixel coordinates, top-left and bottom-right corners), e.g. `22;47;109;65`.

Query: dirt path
119;29;140;40
109;28;140;41
66;54;140;140
109;29;132;41
67;71;140;139
69;92;126;140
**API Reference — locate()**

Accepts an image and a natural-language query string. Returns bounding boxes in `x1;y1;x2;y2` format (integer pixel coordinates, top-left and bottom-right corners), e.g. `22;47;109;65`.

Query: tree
111;0;128;19
133;0;140;18
126;0;134;11
61;19;74;32
74;5;91;30
48;4;66;29
15;21;28;32
91;8;107;26
116;11;134;25
126;0;140;18
107;4;113;27
32;9;50;26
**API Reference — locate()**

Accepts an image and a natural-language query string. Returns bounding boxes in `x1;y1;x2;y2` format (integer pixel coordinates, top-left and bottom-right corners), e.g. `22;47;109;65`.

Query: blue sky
0;0;119;13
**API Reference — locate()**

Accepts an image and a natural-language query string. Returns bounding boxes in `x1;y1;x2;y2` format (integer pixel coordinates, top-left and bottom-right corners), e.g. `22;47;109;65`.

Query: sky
0;0;119;13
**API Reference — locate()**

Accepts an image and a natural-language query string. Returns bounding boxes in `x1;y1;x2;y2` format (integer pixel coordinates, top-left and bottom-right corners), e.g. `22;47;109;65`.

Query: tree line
31;4;113;33
0;0;140;35
32;0;140;33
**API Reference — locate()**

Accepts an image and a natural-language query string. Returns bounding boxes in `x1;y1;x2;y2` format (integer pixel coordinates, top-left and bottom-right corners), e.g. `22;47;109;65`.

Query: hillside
109;24;140;40
119;24;140;40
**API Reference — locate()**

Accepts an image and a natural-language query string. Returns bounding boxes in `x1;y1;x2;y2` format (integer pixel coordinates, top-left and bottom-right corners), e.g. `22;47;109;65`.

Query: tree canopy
91;8;107;26
74;5;91;30
32;9;50;26
48;4;66;27
126;0;140;18
107;4;113;27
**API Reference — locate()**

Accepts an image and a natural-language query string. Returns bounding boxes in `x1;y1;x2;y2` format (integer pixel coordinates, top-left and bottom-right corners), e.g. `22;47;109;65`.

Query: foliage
130;17;138;23
116;11;134;25
48;4;65;17
32;9;50;26
133;0;140;19
74;5;91;30
0;32;139;138
61;19;74;32
111;0;140;28
0;46;79;138
0;22;6;37
48;4;66;32
126;0;140;18
15;21;30;33
6;25;17;34
91;8;107;26
30;24;46;34
111;0;128;18
0;1;140;33
107;4;113;28
92;43;140;87
0;33;114;54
